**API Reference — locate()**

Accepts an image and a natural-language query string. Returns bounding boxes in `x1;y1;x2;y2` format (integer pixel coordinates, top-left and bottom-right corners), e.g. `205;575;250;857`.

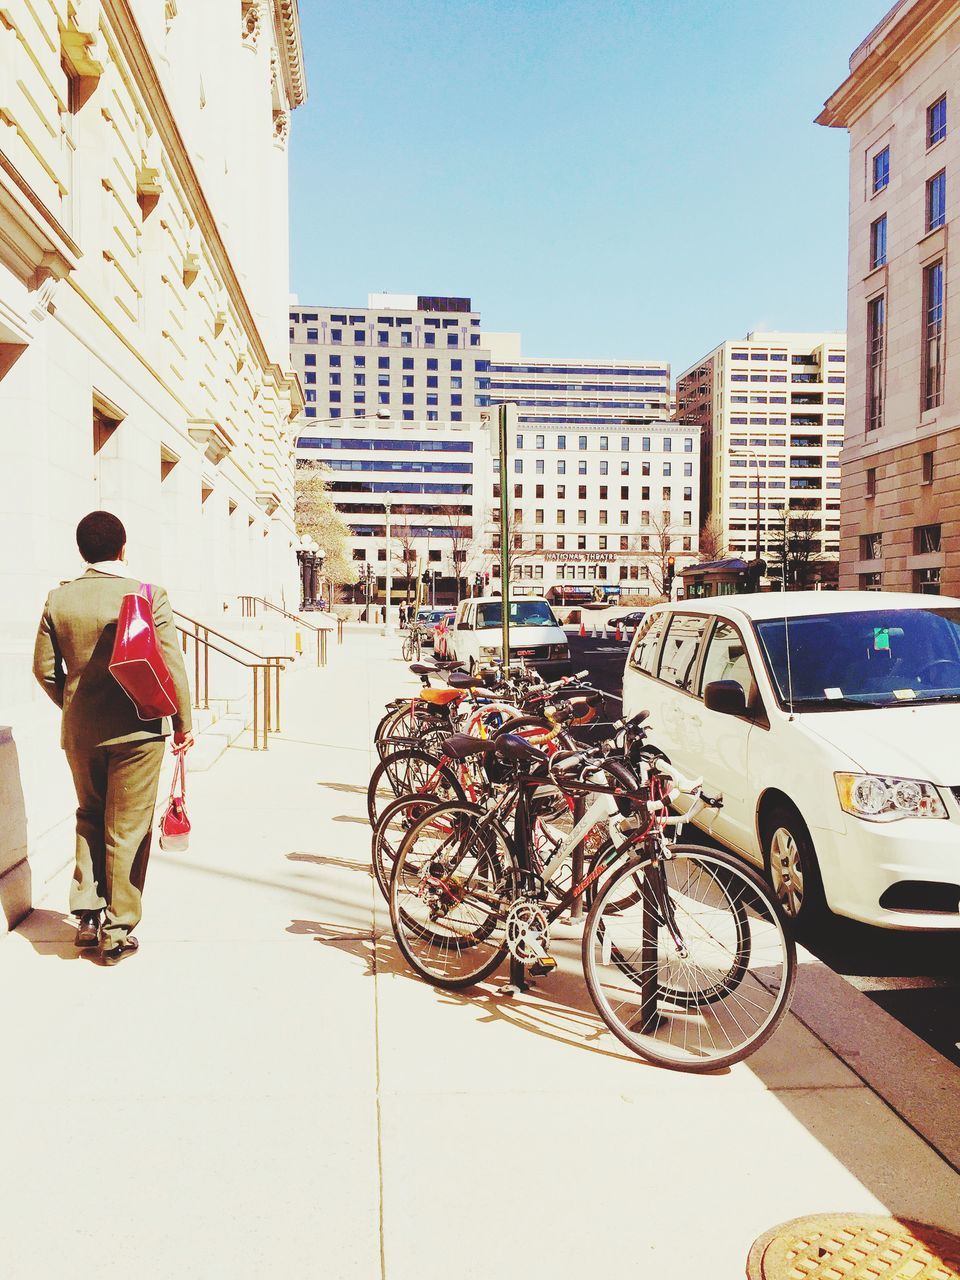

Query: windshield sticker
824;687;843;700
873;627;891;651
893;688;916;700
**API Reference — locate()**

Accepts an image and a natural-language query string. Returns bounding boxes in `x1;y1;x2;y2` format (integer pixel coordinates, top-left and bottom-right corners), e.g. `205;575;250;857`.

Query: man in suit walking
33;511;194;964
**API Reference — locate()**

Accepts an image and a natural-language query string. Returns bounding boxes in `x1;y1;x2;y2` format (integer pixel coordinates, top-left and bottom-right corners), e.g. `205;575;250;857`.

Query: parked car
413;607;454;649
622;591;960;932
446;596;570;677
605;610;645;637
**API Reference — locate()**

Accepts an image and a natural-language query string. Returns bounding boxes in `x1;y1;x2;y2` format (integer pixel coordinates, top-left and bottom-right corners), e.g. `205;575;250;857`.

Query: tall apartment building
290;295;492;598
290;299;695;604
1;1;305;926
818;0;959;594
675;332;846;576
483;338;696;601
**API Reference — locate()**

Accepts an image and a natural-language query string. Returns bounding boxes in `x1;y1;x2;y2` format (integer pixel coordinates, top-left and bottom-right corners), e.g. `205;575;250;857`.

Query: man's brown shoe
75;913;100;948
98;936;139;966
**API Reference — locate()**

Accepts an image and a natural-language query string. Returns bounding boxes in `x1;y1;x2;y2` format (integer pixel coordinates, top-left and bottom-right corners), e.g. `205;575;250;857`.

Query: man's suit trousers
66;738;165;948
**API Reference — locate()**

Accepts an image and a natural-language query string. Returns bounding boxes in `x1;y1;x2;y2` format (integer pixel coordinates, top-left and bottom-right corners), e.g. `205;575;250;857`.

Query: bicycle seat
494;733;549;767
433;658;464;670
409;663;438;676
447;672;486;690
419;687;463;706
440;734;495;760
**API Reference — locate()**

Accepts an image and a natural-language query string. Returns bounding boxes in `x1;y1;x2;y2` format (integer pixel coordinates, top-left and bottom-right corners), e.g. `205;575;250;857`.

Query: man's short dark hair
76;511;126;563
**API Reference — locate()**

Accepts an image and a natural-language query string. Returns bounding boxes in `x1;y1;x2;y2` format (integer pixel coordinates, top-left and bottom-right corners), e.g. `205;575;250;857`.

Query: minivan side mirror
704;680;748;717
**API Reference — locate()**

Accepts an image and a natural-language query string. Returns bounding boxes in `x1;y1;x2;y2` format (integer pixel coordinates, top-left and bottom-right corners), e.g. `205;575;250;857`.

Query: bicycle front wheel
367;748;466;828
582;845;796;1072
389;801;515;989
401;635;415;662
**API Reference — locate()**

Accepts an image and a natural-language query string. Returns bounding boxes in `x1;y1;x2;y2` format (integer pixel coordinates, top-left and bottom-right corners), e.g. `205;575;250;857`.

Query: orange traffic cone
615;623;622;642
579;619;586;638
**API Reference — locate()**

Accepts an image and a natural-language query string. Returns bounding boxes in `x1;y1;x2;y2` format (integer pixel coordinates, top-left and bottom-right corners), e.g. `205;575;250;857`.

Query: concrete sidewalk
2;629;959;1278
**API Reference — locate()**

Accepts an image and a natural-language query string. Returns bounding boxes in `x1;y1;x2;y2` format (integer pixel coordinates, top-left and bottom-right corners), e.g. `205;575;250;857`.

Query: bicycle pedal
529;955;558;977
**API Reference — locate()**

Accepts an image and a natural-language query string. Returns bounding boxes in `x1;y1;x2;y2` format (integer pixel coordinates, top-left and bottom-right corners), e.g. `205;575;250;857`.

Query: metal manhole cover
747;1214;960;1279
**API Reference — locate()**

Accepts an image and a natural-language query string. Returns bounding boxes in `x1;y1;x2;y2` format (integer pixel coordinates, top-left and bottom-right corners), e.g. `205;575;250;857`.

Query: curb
789;946;960;1174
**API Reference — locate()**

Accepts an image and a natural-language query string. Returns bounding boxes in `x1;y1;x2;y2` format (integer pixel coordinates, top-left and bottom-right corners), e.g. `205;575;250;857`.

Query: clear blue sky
289;0;888;375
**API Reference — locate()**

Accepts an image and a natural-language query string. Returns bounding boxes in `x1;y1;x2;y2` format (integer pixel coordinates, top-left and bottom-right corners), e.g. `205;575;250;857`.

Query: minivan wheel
762;803;827;931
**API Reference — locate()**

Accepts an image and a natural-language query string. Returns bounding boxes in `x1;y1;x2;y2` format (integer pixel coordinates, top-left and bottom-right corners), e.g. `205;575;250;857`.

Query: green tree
294;462;357;603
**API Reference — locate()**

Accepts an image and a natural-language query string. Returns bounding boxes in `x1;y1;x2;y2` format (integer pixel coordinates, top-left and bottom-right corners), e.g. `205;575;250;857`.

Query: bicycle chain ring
505;899;550;966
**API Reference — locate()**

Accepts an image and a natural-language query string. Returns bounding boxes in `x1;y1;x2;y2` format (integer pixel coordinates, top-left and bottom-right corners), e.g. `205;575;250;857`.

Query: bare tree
697;514;725;562
767;505;828;589
485;508;536;589
637;515;683;599
440;505;477;601
391;525;420;604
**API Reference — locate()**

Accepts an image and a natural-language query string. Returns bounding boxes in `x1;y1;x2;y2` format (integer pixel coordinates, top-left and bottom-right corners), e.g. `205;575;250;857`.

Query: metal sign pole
498;402;510;669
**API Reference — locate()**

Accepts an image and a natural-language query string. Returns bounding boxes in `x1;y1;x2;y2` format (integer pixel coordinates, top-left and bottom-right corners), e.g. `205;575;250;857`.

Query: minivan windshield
476;601;557;629
754;607;960;710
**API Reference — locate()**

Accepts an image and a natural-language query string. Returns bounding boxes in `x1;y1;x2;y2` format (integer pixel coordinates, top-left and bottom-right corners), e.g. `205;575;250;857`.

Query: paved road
568;628;960;1068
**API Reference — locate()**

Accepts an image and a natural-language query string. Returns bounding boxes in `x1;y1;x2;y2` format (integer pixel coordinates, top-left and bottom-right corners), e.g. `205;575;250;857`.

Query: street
568;627;960;1069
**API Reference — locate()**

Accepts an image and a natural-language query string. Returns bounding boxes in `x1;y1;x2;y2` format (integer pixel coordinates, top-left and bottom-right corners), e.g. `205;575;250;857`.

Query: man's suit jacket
33;570;193;750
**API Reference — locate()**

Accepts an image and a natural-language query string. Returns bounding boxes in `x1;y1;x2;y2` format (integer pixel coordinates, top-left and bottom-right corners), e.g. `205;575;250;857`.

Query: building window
514;483;523;498
556;535;565;549
923;261;944;410
621;461;629;475
557;434;566;449
926;170;946;232
557;510;565;524
916;566;941;595
865;467;876;497
599;460;608;476
557;460;566;475
598;536;607;549
860;533;882;560
860;572;883;591
922;451;934;485
619;536;629;551
577;509;586;525
867;295;885;431
578;436;587;450
578;461;587;475
928;95;947;147
599;510;608;525
620;510;629;525
577;535;587;550
535;434;545;449
557;484;565;498
870;215;887;269
599;436;608;450
872;146;890;194
535;509;544;524
916;523;941;553
578;484;587;499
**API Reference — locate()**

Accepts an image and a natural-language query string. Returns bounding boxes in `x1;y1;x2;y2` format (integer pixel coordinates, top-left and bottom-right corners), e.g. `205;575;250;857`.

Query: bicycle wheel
389;801;515;989
401;635;415;662
582;845;796;1072
367;748;466;829
372;792;459;902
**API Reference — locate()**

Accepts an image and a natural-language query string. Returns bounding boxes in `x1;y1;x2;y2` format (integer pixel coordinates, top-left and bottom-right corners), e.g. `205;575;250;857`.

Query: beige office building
675;332;846;577
0;1;306;926
818;0;959;593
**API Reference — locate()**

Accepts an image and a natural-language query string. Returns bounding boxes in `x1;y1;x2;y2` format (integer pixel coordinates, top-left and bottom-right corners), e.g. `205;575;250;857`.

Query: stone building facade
0;0;306;924
818;0;959;594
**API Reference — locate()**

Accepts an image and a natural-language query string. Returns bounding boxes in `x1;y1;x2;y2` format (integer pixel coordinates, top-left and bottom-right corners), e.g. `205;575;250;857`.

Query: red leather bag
109;583;178;721
159;751;191;852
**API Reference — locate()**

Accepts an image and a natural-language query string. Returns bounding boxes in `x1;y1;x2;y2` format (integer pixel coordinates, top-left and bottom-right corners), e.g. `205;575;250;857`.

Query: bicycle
388;715;796;1072
400;624;424;664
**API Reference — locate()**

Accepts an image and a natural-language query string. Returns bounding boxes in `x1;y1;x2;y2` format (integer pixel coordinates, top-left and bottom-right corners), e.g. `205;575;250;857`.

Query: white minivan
446;596;570;678
622;590;960;931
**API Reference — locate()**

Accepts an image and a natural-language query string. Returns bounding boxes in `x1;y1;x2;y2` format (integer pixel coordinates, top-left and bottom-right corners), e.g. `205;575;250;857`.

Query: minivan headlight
835;773;947;821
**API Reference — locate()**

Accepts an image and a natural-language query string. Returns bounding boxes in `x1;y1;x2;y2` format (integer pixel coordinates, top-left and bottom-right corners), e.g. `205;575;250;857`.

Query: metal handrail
173;608;293;733
238;595;330;666
174;625;274;750
239;593;340;665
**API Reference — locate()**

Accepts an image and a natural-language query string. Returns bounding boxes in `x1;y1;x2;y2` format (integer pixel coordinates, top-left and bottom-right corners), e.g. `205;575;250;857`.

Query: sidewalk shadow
16;908;86;961
287;915;676;1070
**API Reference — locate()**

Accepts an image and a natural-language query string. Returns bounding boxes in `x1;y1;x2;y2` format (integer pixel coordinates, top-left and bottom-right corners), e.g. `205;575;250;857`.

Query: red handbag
159;750;191;852
109;582;178;721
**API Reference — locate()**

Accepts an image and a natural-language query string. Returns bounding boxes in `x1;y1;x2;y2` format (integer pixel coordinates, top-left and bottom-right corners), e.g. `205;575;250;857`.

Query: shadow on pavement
15;908;85;961
286;912;708;1070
